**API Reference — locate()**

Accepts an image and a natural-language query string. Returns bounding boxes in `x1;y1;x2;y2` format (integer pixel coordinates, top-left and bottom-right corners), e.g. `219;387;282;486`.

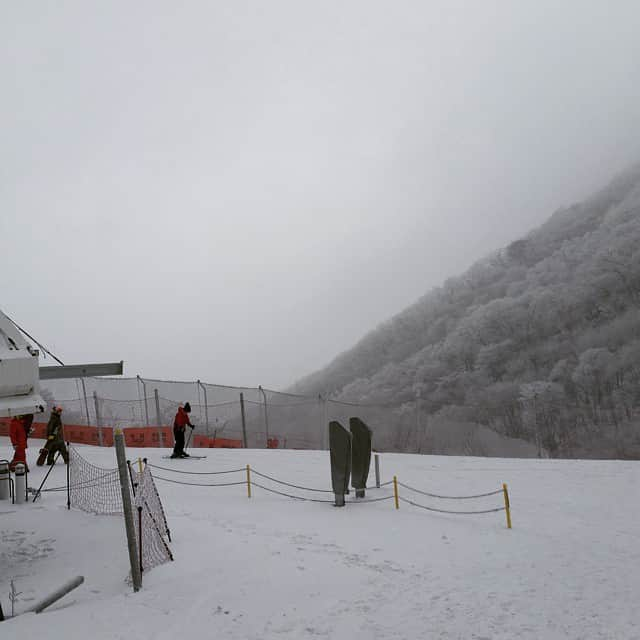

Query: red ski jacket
9;417;27;448
173;407;192;429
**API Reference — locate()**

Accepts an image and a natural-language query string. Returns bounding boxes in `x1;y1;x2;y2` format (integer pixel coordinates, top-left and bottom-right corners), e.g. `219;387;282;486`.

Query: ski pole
32;452;61;503
184;426;195;452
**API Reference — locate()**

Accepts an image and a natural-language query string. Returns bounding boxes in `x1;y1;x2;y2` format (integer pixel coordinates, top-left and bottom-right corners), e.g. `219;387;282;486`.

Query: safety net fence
62;446;173;575
129;462;173;572
35;377;406;451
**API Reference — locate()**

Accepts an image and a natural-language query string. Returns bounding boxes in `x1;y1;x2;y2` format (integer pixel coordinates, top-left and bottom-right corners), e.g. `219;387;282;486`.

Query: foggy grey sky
2;2;640;389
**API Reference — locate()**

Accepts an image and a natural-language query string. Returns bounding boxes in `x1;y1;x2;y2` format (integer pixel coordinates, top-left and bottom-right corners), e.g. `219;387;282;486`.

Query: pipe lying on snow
30;576;84;614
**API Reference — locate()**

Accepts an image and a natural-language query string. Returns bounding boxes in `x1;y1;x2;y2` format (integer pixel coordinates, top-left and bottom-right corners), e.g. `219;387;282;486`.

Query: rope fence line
251;481;395;505
391;475;512;528
143;460;394;503
40;467;123;493
250;469;334;494
125;457;512;528
151;475;248;488
251;481;335;503
397;482;503;500
43;480;118;492
348;495;394;504
39;456;512;527
399;496;505;516
146;463;246;476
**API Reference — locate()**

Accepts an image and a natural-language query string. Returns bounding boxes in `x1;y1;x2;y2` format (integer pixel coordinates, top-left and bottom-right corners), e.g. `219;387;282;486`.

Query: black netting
134;499;173;572
39;376;407;451
69;446;122;514
129;466;173;572
133;466;171;540
69;447;173;573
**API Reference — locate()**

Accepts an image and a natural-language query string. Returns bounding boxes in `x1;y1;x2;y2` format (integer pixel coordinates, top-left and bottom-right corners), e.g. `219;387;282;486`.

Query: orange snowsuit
9;415;30;471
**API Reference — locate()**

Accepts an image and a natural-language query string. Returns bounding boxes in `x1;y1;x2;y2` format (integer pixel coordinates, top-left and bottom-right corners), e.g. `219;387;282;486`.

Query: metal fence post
80;378;91;427
374;453;381;488
240;392;248;448
259;385;269;448
154;388;162;446
323;395;330;450
318;394;324;451
198;380;209;435
138;376;150;426
138;506;143;574
114;428;142;592
66;442;70;509
93;391;103;447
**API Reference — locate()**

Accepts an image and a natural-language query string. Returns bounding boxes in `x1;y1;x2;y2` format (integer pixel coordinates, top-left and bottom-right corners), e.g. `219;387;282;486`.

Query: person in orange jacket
170;402;194;458
9;414;33;472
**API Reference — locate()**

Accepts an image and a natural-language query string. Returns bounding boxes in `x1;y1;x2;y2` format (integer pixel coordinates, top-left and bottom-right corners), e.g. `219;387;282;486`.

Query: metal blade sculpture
329;421;351;507
350;417;372;498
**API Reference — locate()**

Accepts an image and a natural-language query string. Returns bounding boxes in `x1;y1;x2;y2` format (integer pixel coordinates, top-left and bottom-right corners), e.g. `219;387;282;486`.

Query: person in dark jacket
40;406;69;466
170;402;194;458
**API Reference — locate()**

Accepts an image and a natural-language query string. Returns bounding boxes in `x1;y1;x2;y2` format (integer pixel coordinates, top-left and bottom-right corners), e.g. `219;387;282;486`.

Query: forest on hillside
292;165;640;458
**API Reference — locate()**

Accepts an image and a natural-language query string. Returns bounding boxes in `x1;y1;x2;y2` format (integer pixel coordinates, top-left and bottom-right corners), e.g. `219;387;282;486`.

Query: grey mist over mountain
292;165;640;457
2;2;640;392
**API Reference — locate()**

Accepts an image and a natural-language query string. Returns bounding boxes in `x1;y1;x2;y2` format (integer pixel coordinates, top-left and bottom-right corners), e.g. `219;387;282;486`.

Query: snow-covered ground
1;436;639;639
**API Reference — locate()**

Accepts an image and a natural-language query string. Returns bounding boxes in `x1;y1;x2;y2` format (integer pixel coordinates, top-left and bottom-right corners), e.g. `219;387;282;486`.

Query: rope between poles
348;495;394;504
250;468;334;493
152;475;247;488
399;496;505;515
251;482;394;505
251;481;335;503
398;482;503;500
147;463;245;476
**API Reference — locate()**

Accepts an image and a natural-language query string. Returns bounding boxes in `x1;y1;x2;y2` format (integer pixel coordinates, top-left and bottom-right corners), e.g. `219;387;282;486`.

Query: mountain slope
291;164;640;458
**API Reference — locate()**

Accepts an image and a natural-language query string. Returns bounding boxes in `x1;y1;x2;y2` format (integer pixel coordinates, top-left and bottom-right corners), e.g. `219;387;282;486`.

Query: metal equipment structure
0;309;46;417
0;308;123;417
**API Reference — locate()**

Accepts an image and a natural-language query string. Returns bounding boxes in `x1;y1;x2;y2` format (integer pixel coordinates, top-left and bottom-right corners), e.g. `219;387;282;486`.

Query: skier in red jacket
9;414;33;471
170;402;194;458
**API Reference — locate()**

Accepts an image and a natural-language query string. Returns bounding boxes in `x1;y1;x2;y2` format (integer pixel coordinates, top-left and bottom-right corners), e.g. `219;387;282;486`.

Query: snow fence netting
36;377;391;451
68;446;173;575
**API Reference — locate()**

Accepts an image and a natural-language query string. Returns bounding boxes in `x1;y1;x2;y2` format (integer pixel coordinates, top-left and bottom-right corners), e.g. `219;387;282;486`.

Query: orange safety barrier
30;423;48;439
193;433;243;448
1;418;245;449
208;436;243;449
192;434;209;448
123;427;173;448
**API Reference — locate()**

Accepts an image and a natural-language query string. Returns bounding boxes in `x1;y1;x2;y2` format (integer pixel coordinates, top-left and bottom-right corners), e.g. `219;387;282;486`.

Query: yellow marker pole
138;457;143;474
246;464;252;499
502;483;512;529
393;475;399;510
